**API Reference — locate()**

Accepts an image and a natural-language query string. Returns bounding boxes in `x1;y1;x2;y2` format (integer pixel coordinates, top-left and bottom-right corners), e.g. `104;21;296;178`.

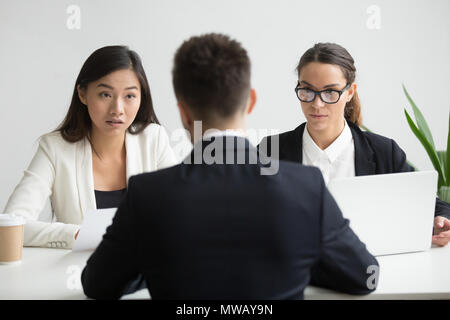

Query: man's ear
77;85;87;105
177;101;193;131
246;88;257;115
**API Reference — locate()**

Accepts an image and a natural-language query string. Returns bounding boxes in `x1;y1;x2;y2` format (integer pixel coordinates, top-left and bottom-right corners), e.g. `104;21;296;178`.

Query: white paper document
72;208;117;252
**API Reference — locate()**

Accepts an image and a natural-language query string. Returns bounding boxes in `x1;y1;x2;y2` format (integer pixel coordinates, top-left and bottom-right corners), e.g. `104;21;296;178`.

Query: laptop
327;170;438;256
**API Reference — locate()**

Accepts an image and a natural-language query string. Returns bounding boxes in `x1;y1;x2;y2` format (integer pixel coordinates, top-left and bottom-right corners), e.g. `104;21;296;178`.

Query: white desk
306;244;450;299
1;246;450;299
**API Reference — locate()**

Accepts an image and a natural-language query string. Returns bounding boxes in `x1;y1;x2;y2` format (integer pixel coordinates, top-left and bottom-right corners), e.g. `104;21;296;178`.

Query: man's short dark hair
172;33;251;120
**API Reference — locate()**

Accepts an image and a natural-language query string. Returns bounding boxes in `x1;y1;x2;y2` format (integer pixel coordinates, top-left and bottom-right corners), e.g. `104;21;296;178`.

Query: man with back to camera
81;33;379;299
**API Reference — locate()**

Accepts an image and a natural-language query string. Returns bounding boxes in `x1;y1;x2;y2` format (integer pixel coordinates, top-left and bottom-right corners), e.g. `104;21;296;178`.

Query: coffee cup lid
0;214;26;227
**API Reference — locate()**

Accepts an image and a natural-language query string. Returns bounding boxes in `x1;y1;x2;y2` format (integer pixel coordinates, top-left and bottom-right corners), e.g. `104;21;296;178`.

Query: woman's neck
307;120;346;150
90;129;126;160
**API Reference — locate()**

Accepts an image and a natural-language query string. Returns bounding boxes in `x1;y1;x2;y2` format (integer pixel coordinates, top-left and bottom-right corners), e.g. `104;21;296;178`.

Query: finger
434;216;446;228
436;230;450;238
443;218;450;229
432;236;450;246
434;218;446;235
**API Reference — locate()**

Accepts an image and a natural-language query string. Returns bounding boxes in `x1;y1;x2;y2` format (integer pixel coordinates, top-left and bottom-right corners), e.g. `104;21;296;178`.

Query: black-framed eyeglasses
295;82;350;104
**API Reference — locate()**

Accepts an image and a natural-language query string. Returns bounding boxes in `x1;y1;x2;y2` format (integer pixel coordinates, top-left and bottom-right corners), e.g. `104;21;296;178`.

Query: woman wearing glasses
258;42;450;246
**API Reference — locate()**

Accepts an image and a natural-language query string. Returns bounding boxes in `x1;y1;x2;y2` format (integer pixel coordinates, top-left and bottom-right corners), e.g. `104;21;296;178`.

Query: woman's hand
432;216;450;246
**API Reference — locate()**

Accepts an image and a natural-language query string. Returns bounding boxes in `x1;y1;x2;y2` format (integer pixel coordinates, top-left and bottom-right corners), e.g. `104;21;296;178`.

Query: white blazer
3;123;178;249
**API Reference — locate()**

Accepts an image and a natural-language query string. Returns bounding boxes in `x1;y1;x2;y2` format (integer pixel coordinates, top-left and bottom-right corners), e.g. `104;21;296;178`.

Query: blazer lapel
348;121;376;176
76;132;140;215
281;123;304;163
76;137;96;216
282;121;376;175
125;131;143;185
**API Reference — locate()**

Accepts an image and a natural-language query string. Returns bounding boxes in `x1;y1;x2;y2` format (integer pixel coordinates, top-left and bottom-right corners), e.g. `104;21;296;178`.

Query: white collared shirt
202;129;247;140
302;121;355;185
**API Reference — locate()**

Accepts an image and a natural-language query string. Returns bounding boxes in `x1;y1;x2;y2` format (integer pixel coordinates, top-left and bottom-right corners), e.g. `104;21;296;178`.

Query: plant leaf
404;109;446;189
447;111;450;186
406;160;419;172
360;124;371;133
438;151;447;178
403;84;436;150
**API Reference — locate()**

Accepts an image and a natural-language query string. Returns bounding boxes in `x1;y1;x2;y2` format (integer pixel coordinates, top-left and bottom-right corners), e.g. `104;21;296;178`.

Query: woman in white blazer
3;46;177;249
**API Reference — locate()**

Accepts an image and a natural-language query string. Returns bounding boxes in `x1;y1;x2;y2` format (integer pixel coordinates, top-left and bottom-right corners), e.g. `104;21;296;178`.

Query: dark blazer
81;136;378;300
257;121;450;219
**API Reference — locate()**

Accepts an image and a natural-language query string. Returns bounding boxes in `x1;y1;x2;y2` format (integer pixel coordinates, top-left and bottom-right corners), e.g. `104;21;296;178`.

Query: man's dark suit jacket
81;136;378;300
258;121;450;220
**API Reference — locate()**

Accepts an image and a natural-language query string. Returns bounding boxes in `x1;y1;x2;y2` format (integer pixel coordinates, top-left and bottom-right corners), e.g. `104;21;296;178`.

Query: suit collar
346;121;376;175
195;135;254;151
281;123;304;163
125;131;143;181
75;131;142;215
185;135;257;164
282;120;376;175
75;137;95;218
303;121;353;164
202;129;247;141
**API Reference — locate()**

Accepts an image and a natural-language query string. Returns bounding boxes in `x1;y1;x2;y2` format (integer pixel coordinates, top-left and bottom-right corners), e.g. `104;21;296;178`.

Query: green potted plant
403;84;450;204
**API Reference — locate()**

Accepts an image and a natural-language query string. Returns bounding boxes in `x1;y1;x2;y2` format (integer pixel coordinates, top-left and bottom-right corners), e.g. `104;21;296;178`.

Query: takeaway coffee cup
0;214;26;265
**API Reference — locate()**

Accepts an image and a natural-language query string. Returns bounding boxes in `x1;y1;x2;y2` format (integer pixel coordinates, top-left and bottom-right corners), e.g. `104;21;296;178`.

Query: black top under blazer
257;120;450;220
81;136;378;300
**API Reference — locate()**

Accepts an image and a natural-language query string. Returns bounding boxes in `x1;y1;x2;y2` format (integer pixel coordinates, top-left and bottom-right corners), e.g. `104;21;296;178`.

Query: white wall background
1;0;449;214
